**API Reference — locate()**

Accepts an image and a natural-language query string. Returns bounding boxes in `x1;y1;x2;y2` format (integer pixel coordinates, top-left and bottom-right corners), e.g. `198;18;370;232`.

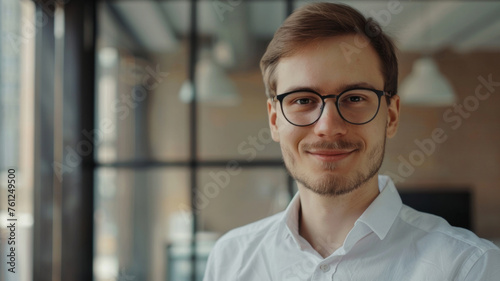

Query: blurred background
0;0;499;280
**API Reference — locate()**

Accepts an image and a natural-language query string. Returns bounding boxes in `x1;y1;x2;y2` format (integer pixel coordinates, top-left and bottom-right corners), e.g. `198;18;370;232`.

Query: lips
307;149;357;162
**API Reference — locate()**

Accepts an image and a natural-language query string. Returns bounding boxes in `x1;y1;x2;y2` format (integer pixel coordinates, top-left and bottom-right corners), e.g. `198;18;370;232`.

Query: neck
298;175;379;258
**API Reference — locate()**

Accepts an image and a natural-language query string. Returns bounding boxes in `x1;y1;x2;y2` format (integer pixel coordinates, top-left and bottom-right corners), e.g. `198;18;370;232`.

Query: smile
306;149;357;162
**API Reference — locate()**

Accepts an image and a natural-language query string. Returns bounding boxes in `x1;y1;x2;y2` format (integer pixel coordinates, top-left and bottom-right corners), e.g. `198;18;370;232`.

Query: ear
267;99;280;142
386;95;400;138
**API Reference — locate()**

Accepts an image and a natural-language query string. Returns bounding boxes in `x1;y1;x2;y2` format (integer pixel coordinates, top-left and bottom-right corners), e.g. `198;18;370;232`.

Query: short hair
260;2;398;100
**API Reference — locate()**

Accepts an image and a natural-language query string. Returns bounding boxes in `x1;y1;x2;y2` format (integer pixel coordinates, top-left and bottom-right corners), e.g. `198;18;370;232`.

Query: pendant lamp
399;57;456;106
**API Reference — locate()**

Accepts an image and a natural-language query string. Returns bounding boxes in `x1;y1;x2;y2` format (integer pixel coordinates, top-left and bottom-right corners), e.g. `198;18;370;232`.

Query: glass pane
194;166;290;280
197;166;290;234
93;167;190;281
196;1;285;161
0;1;35;280
95;2;190;163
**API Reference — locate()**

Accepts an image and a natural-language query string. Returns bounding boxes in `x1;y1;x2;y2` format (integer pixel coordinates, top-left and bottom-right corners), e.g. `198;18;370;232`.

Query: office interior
0;0;499;281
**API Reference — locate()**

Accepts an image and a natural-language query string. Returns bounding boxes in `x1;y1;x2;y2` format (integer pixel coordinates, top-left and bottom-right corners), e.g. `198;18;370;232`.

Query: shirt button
319;264;331;272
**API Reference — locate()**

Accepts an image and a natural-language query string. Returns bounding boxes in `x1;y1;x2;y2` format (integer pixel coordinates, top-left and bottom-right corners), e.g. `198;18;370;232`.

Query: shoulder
214;211;284;251
203;212;284;281
398;204;497;251
395;205;500;279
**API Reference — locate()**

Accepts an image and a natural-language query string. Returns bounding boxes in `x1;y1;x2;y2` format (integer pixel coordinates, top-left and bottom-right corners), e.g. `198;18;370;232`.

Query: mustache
302;139;363;151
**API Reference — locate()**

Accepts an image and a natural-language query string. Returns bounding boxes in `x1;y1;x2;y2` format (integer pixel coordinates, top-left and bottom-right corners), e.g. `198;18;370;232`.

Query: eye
339;90;375;105
346;95;364;103
294;98;314;105
285;92;321;106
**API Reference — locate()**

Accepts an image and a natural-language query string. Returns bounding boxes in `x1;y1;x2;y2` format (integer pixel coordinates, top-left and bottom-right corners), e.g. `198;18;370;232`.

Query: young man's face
267;35;400;196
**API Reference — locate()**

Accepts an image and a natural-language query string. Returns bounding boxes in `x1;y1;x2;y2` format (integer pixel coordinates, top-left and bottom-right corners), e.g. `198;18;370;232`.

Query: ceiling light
399;57;456;106
98;47;118;67
179;57;241;106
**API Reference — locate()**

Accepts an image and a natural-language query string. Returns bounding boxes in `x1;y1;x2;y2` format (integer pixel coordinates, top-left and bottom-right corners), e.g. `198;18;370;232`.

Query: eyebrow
281;82;380;95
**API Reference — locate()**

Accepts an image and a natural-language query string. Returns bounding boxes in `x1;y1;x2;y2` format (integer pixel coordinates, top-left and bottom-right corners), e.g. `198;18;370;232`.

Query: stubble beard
283;135;386;197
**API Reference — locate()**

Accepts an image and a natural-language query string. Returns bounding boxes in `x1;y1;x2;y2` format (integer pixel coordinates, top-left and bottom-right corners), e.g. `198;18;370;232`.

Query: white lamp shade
197;58;241;106
399;57;456;106
179;80;194;103
179;58;241;106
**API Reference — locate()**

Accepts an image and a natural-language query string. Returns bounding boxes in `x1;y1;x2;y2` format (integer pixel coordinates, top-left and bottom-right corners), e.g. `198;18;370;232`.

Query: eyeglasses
273;88;391;127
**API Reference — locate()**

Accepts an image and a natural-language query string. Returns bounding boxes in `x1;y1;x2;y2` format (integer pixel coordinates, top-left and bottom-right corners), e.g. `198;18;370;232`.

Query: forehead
275;35;384;94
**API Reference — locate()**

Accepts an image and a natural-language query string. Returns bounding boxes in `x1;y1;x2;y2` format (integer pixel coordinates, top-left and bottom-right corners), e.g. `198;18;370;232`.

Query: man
204;3;500;280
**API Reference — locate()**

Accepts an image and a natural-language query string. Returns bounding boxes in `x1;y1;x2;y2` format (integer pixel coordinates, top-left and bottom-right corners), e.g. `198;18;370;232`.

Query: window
93;1;291;280
0;1;35;280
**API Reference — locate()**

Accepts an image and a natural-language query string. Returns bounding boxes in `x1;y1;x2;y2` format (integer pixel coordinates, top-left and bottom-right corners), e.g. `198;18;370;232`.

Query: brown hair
260;2;398;100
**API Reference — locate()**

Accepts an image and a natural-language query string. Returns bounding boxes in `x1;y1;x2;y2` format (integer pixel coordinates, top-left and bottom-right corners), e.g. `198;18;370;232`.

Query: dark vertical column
285;0;295;200
286;0;294;17
33;1;56;280
188;0;198;280
60;0;96;280
132;88;152;280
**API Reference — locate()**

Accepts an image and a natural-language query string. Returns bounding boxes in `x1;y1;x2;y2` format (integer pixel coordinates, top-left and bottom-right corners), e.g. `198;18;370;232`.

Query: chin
296;164;379;197
300;175;362;197
315;160;354;174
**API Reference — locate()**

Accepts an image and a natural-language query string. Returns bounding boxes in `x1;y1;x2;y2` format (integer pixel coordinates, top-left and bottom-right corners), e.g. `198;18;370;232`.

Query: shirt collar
279;190;302;244
357;175;402;240
279;175;402;246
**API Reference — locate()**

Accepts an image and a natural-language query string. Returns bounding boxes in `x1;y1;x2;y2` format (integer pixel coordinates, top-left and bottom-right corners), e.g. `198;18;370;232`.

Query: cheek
368;120;387;145
277;118;304;150
358;112;387;148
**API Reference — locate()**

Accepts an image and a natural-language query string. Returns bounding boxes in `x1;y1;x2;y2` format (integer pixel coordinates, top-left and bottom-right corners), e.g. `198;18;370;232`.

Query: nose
313;100;348;137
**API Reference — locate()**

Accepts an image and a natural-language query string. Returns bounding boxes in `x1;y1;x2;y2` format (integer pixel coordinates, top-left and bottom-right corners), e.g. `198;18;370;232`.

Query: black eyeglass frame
273;87;393;127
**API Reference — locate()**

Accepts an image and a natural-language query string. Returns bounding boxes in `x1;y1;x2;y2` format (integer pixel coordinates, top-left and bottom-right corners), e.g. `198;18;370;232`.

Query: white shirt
203;175;500;281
